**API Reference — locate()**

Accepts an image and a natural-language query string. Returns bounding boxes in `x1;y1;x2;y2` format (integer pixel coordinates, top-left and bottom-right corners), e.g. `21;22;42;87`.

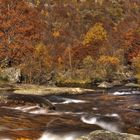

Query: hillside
0;0;140;84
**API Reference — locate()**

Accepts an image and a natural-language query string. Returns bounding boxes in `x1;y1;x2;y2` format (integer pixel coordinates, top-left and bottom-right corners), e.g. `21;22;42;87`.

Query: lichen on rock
76;130;140;140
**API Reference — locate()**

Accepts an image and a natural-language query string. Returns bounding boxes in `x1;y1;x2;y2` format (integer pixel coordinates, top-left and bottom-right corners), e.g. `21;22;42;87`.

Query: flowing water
0;87;140;140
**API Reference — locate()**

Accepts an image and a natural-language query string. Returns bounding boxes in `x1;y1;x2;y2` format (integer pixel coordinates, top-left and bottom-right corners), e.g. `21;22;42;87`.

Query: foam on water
1;106;85;116
53;97;86;104
38;132;80;140
105;113;120;118
113;91;131;95
92;107;98;110
113;90;140;95
1;105;48;114
81;115;121;132
28;108;48;114
81;116;97;124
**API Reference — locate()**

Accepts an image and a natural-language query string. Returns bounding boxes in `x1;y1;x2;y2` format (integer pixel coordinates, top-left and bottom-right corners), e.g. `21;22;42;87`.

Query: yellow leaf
53;31;60;37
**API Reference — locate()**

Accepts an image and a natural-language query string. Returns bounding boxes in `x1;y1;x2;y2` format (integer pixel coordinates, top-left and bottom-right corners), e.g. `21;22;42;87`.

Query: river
0;87;140;140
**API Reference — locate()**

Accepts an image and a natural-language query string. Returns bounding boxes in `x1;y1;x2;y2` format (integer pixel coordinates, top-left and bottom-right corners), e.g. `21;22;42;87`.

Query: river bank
0;81;140;95
0;83;95;95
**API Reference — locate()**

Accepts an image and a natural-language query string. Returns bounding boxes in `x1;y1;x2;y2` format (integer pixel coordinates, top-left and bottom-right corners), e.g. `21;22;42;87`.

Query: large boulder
0;67;21;83
98;82;113;88
124;77;138;84
112;80;122;86
76;130;140;140
125;83;140;88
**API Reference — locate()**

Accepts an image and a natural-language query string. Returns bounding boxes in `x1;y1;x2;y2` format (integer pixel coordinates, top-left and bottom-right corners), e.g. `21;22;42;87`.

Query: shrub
97;55;120;80
132;54;140;83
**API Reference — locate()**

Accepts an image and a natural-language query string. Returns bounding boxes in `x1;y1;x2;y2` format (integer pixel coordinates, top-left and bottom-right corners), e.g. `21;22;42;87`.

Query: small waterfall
81;114;121;132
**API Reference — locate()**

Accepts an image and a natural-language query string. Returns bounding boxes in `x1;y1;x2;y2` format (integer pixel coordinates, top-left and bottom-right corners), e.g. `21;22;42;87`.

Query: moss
77;130;140;140
0;76;9;84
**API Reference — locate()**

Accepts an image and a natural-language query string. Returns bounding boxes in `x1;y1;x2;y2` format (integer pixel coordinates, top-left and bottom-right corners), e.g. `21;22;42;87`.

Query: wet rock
124;77;138;84
0;67;21;83
112;80;122;86
129;104;140;111
125;83;140;88
76;130;140;140
92;78;103;85
98;82;113;89
14;85;94;95
0;93;55;110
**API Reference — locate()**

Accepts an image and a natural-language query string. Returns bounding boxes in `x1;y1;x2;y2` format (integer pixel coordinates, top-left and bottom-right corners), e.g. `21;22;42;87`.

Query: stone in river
76;130;140;140
98;82;113;89
0;67;21;83
129;104;140;111
125;83;140;88
0;93;56;110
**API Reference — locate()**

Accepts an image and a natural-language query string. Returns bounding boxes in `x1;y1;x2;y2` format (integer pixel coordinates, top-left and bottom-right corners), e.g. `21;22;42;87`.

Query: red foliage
0;0;43;65
124;30;140;62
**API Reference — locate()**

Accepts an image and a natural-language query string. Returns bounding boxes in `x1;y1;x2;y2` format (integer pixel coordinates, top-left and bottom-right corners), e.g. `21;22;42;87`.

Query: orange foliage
98;55;120;66
123;29;140;62
16;138;32;140
83;23;108;46
0;0;43;65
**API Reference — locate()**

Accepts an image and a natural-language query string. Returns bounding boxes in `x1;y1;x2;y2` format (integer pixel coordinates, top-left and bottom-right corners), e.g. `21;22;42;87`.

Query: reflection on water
0;87;140;139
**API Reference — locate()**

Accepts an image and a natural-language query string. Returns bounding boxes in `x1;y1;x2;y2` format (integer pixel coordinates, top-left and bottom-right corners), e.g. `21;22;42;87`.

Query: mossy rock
76;130;140;140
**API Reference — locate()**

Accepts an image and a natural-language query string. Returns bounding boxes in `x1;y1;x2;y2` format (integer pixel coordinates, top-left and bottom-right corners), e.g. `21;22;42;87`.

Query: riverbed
0;87;140;140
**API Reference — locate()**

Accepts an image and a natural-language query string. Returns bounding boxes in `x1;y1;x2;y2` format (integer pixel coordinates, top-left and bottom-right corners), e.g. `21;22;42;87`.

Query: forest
0;0;140;85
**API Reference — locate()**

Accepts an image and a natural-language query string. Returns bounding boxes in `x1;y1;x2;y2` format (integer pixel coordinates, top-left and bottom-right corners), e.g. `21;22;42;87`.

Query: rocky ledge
0;84;94;95
0;93;56;110
76;130;140;140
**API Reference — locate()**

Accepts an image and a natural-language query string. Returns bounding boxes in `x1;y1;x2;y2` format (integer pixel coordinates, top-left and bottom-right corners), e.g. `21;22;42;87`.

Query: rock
13;85;95;95
76;130;140;140
0;93;55;110
125;83;140;88
92;78;103;85
129;104;140;111
0;67;21;83
112;80;122;86
98;82;113;88
124;77;138;84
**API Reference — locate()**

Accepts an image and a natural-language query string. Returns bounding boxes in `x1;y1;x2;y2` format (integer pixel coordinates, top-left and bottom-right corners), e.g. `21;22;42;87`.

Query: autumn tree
132;54;140;83
82;22;108;59
22;43;52;84
83;23;107;46
123;29;140;64
82;55;94;79
97;55;120;80
0;0;43;66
